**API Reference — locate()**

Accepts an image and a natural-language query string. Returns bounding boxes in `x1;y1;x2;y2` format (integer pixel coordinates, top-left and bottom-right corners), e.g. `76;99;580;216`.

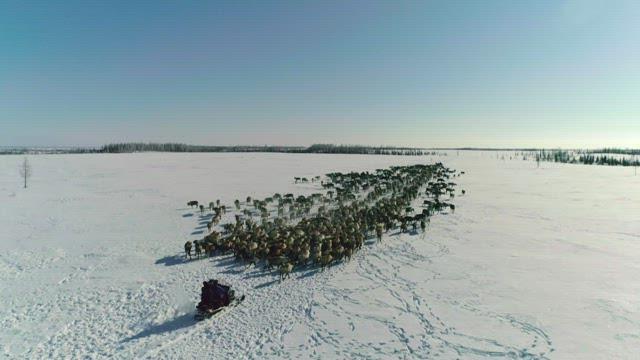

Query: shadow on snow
121;313;194;343
155;254;187;266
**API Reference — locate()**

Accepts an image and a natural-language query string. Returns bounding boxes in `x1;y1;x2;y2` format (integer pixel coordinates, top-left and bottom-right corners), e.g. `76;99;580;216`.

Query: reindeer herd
182;162;464;281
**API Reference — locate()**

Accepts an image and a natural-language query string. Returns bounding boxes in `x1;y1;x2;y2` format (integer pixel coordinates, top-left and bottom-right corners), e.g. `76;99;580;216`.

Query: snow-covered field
1;152;639;359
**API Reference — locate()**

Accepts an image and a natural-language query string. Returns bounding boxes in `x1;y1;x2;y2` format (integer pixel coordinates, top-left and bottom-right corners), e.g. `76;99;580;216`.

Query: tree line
99;143;434;156
99;143;302;153
587;148;640;156
1;143;435;156
302;144;434;155
535;150;640;167
0;147;100;155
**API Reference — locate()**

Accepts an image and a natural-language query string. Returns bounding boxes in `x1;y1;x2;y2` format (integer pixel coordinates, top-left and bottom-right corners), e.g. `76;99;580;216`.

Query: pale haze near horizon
1;0;639;149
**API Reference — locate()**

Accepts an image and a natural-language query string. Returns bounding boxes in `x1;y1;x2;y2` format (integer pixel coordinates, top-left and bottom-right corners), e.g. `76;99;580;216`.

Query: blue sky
1;0;639;148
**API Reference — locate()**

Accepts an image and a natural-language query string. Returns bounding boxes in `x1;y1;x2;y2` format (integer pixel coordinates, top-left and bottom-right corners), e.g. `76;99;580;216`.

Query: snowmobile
195;279;244;321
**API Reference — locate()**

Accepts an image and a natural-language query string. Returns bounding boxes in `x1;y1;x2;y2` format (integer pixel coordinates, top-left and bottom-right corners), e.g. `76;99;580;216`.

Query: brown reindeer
279;262;294;281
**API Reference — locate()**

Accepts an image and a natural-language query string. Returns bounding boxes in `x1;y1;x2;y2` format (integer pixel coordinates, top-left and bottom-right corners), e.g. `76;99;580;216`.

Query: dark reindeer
194;240;202;258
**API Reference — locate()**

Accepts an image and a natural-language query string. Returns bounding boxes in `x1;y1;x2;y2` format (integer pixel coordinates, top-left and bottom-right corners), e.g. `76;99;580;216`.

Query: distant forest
100;143;301;153
0;147;100;155
100;143;433;155
3;144;639;161
1;143;434;156
587;148;640;155
535;150;640;167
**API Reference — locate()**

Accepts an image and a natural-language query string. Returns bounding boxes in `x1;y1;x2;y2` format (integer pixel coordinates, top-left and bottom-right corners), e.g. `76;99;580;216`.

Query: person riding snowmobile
197;279;231;312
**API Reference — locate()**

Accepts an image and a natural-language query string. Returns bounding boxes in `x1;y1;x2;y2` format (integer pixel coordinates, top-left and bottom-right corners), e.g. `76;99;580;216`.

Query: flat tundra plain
1;152;639;359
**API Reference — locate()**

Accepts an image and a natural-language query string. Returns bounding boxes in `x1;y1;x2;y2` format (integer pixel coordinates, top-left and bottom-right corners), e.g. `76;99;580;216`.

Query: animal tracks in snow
278;233;554;359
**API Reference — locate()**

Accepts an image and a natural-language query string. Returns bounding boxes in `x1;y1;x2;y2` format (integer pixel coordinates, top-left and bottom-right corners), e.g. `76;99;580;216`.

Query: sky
1;0;639;148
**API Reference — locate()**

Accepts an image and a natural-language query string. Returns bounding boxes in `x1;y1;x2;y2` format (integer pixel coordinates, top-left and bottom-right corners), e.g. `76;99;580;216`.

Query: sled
194;294;245;321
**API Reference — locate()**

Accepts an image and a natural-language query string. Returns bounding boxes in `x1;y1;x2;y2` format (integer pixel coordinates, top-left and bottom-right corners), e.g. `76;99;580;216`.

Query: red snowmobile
195;279;244;321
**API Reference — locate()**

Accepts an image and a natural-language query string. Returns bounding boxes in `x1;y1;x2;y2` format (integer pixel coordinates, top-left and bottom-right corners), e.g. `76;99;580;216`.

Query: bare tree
19;157;31;188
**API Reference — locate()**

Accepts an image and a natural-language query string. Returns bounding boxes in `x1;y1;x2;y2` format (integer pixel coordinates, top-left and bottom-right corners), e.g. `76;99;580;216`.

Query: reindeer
175;163;459;275
279;262;294;281
320;254;333;271
194;240;202;258
202;242;214;257
344;247;353;262
297;247;310;266
266;255;288;271
376;224;384;242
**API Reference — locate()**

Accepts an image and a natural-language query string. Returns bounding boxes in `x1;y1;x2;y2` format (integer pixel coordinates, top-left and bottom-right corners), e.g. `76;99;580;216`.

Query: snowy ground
1;152;639;359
